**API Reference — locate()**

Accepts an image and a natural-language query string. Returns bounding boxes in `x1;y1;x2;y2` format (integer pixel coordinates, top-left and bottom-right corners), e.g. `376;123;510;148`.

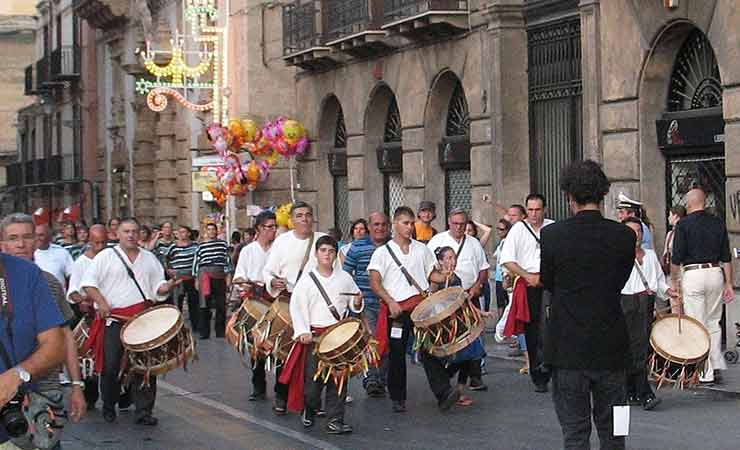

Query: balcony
51;45;81;81
381;0;469;37
324;0;391;58
73;0;128;30
35;56;51;91
24;65;36;96
283;1;337;70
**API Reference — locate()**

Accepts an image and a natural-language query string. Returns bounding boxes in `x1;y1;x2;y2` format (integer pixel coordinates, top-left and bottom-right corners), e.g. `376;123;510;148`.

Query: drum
121;305;196;377
225;297;271;356
251;300;294;368
72;319;91;357
649;314;710;389
410;287;484;357
314;318;380;393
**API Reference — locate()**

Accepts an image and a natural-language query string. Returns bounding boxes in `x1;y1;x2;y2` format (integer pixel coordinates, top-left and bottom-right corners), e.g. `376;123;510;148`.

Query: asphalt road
57;338;740;450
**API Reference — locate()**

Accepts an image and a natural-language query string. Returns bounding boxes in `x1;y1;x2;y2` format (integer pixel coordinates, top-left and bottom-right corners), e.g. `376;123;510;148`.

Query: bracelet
70;380;85;388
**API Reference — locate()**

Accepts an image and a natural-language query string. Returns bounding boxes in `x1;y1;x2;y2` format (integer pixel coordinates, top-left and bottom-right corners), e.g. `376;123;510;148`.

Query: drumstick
110;314;132;322
339;292;361;296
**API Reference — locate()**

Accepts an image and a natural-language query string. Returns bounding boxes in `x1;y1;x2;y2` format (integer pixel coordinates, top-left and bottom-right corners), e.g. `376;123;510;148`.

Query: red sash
278;326;329;413
375;294;425;358
83;302;148;374
503;277;531;337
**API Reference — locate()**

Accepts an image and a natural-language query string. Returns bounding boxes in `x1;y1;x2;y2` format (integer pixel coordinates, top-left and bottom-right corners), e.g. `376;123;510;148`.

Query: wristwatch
14;366;31;383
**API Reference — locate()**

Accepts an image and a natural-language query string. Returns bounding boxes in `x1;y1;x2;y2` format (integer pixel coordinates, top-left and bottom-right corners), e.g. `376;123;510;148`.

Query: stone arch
364;83;400;216
315;94;345;232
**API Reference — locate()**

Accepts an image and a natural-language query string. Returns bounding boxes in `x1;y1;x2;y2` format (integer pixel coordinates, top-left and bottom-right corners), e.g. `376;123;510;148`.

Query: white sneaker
345;395;353;404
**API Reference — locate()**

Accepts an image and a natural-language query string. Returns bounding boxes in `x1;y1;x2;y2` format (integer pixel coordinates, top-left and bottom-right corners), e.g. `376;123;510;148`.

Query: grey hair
0;213;35;239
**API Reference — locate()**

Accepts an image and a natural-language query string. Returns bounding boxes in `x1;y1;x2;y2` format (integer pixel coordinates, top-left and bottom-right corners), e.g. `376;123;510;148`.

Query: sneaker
248;391;266;402
273;399;287;416
135;414;158;426
392;400;406;413
102;409;116;423
345;395;353;404
301;409;315;428
642;395;661;411
326;419;353;435
469;378;488;391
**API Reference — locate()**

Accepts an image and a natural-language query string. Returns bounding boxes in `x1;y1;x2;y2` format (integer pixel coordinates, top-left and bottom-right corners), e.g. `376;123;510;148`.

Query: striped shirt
342;236;384;304
62;242;86;260
192;239;232;275
153;239;175;261
166;243;199;272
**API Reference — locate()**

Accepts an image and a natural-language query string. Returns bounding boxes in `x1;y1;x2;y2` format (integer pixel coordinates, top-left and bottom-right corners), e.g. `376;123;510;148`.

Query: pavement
52;332;740;450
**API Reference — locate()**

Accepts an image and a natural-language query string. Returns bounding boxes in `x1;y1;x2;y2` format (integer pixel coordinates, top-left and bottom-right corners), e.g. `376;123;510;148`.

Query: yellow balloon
283;119;306;145
276;203;293;228
241;119;259;143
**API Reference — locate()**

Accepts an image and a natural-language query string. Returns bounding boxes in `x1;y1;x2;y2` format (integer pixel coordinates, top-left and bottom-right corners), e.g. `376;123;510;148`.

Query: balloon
246;160;261;184
266;150;280;167
253;136;273;156
214;136;228;155
259;160;271;182
207;123;225;141
273;139;291;157
241;119;260;143
294;136;309;156
276;203;292;228
283;119;306;146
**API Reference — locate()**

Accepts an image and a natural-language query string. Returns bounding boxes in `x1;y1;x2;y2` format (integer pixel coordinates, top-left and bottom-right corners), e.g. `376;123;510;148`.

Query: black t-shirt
671;210;731;265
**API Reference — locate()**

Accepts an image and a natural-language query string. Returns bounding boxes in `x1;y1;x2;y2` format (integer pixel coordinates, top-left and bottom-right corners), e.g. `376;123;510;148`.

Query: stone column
579;0;602;161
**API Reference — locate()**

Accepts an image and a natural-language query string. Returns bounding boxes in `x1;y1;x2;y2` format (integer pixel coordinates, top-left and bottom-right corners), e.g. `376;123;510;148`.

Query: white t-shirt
289;268;363;339
67;253;94;303
499;219;554;274
234;241;270;283
263;231;331;297
621;249;670;299
80;246;168;309
427;232;490;289
34;244;73;287
367;239;436;302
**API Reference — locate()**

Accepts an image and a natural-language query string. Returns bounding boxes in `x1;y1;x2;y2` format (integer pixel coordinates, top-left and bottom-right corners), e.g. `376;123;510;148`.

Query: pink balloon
295;137;309;156
214;137;228;155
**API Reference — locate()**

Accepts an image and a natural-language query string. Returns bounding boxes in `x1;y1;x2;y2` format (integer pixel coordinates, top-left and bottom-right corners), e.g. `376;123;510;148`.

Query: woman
77;222;89;244
338;219;369;266
60;221;85;260
492;219;511;318
138;224;153;248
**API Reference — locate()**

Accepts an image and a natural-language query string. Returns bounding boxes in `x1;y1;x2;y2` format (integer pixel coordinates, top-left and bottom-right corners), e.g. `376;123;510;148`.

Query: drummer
81;218;181;426
280;235;363;434
262;201;332;415
427;208;490;392
621;217;675;410
232;210;282;403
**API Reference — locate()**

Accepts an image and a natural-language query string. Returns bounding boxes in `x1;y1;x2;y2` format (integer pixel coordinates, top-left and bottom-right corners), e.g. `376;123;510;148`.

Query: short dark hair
393;206;415;221
255;210;276;228
559;160;611;205
315;234;337;251
498;218;511;231
245;227;257;237
290;201;313;216
205;222;218;231
108;217;120;227
231;231;242;243
622;216;643;231
119;217;140;228
509;204;526;217
670;205;687;218
525;193;546;207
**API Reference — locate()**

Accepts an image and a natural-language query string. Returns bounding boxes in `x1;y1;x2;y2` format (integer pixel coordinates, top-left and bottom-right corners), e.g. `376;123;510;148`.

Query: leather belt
682;262;720;272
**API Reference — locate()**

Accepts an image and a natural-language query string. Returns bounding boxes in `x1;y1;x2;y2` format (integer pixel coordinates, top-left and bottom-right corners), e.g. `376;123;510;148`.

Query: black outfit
304;343;346;421
250;358;289;401
387;312;414;402
525;286;550;388
541;210;635;450
620;292;655;400
199;277;227;338
177;278;200;330
671;210;731;266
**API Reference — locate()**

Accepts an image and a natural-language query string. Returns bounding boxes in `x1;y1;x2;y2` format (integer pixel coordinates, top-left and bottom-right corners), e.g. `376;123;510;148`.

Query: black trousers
621;294;655;399
525;286;551;386
102;321;156;418
552;368;626;450
304;345;346;421
420;352;457;405
200;277;227;338
251;358;288;400
387;311;414;402
176;278;200;331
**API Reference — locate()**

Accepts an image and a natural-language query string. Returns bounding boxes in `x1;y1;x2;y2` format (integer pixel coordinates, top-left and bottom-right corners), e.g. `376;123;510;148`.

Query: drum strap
634;259;651;293
295;233;315;285
308;271;342;321
385;243;426;295
112;248;149;301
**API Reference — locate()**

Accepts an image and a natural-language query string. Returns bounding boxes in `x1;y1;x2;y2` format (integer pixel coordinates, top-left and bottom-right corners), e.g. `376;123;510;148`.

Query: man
262;201;328;415
281;236;363;434
34;224;74;288
164;225;199;331
541;160;635;450
500;194;554;392
81;218;181;425
368;206;454;413
670;188;734;384
507;204;526;224
616;193;653;250
343;212;390;397
67;224;108;408
621;217;673;410
412;201;438;244
0;215;67;449
503;204;527;358
232;211;280;402
427;208;490;391
192;223;232;339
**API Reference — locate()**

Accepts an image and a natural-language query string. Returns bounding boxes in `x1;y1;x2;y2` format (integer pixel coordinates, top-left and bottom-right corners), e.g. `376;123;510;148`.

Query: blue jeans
362;300;387;389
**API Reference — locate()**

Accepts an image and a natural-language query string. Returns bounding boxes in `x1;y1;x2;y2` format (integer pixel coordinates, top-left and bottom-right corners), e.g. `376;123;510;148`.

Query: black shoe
301;409;315;428
392;400;406;413
102;409;116;423
273;399;287;416
135;414;158;426
534;383;549;393
326;419;353;435
642;395;661;411
469;378;488;391
366;384;386;398
439;388;461;412
248;391;266;402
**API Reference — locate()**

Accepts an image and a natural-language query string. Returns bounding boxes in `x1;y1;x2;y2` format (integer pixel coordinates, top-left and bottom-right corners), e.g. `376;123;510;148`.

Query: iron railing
51;45;81;80
383;0;467;23
283;1;323;55
324;0;383;42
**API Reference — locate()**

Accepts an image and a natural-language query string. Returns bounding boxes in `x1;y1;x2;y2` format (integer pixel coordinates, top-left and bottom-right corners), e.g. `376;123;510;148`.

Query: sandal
519;366;529;375
456;395;474;407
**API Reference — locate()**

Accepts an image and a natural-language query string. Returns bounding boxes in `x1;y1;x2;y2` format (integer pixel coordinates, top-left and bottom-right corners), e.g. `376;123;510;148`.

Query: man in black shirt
670;188;734;383
541;160;635;450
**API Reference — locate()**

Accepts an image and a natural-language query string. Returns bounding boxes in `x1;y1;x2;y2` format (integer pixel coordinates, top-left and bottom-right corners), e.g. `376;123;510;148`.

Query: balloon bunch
261;117;309;158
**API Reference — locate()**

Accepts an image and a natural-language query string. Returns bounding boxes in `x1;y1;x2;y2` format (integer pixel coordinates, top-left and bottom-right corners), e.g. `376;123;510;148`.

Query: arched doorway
440;79;471;220
317;95;350;234
381;97;404;217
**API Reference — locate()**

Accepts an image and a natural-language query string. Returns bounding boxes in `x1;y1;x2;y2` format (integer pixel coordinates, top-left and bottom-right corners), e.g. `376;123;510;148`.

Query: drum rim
317;318;369;361
128;327;196;376
649;313;711;364
251;304;294;361
429;321;485;357
410;287;467;327
121;304;184;352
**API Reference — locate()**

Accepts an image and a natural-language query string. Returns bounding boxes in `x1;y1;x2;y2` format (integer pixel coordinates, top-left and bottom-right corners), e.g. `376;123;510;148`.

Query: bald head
87;224;109;256
686;188;706;213
368;211;390;245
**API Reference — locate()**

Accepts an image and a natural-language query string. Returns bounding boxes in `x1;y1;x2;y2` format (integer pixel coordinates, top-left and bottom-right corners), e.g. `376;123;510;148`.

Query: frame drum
649;314;710;389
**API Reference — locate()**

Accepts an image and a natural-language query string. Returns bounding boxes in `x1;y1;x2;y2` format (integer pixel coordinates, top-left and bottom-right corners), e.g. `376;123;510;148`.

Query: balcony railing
283;1;323;56
383;0;468;23
51;45;81;80
324;0;383;42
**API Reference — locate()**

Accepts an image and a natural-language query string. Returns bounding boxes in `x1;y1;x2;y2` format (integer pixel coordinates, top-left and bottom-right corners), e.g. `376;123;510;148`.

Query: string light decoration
135;0;228;123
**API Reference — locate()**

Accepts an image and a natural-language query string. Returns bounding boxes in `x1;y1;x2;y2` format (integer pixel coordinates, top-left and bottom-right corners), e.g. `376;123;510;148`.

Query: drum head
411;287;464;323
651;315;710;362
122;306;181;347
319;321;361;354
245;300;270;317
273;301;291;322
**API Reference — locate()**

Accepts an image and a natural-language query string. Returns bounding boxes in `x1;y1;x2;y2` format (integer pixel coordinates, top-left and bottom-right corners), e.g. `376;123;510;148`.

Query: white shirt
80;246;168;309
621;249;670;299
67;253;94;303
427;232;490;289
263;231;332;297
34;244;73;287
234;241;270;283
289;268;363;339
367;239;436;302
499;219;554;273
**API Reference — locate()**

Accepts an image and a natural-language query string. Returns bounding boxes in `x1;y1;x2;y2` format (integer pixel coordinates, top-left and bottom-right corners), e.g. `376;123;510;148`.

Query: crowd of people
0;158;734;449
